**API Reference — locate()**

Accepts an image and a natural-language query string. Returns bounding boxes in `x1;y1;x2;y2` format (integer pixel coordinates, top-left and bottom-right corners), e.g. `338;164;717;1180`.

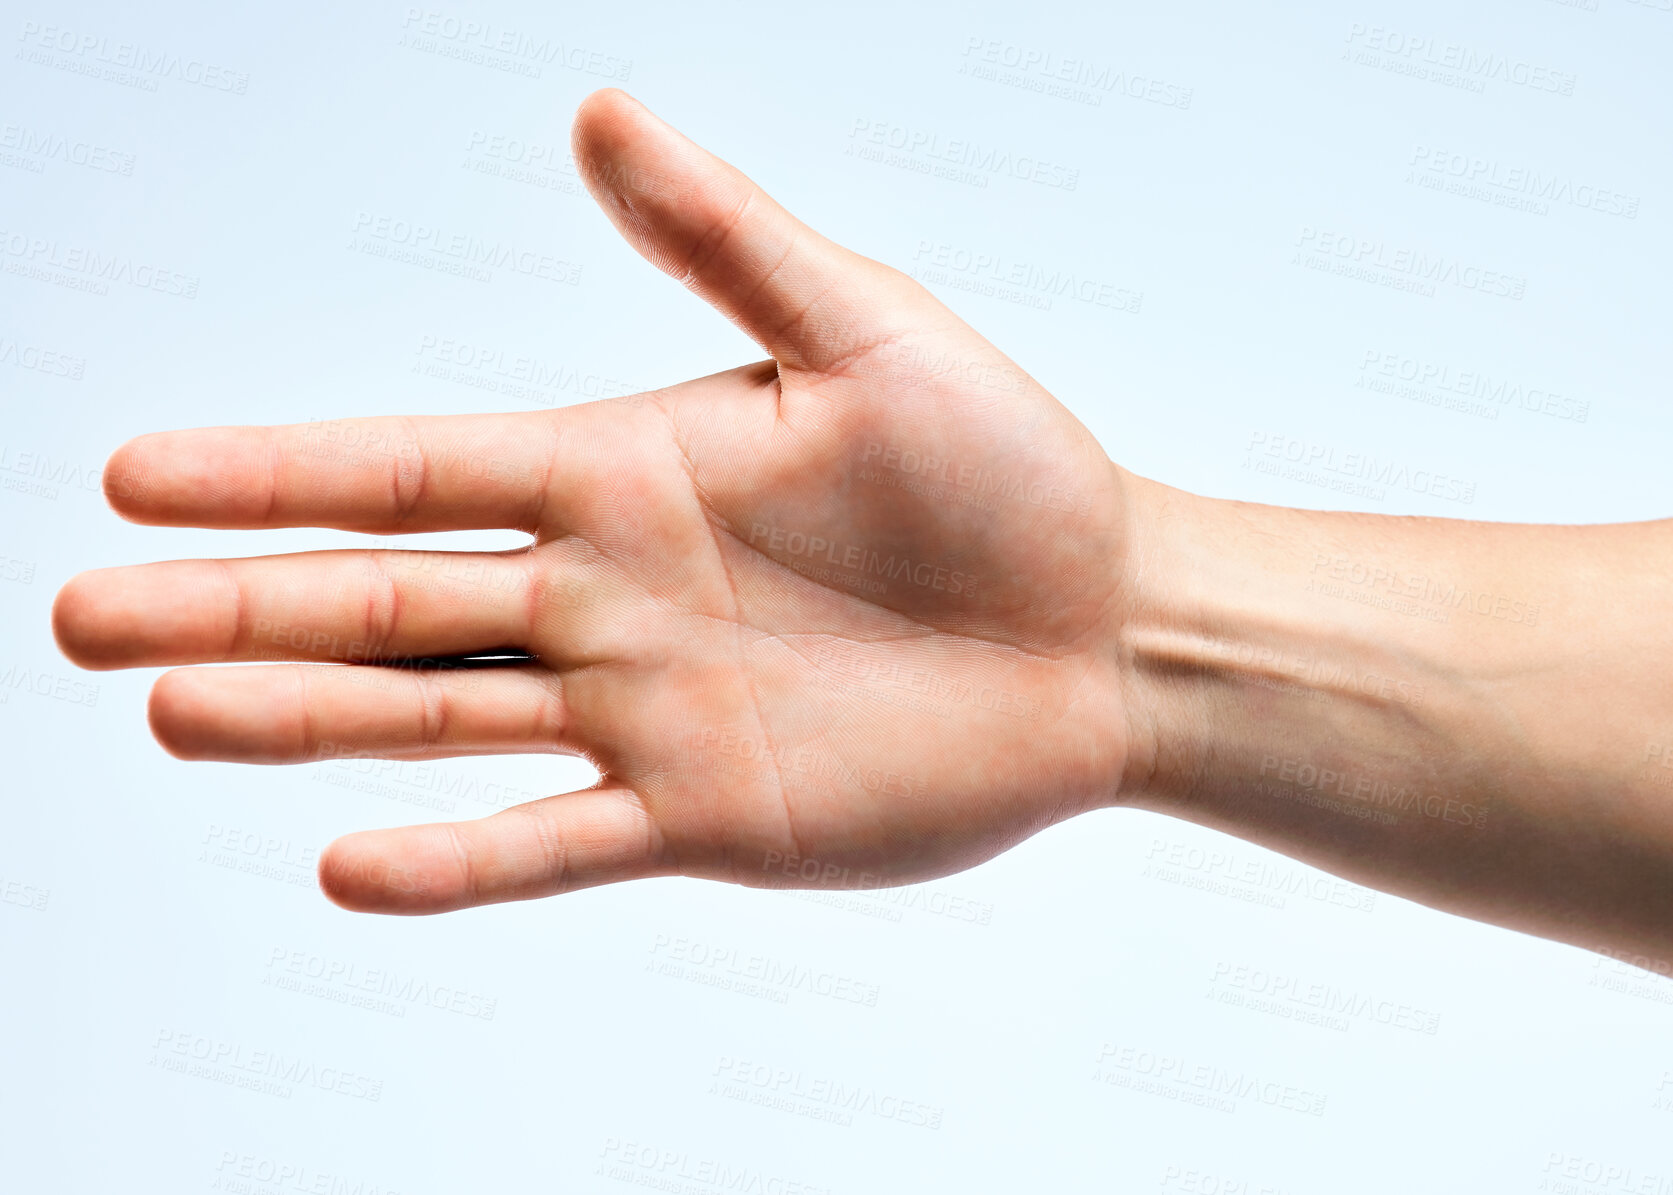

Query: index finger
102;411;570;534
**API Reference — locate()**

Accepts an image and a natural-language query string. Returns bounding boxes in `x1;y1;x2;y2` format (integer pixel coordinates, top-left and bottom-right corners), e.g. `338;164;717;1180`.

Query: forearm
1111;470;1673;963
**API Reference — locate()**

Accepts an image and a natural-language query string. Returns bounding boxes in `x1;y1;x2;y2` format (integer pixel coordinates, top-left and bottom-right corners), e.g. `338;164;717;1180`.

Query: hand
52;89;1137;914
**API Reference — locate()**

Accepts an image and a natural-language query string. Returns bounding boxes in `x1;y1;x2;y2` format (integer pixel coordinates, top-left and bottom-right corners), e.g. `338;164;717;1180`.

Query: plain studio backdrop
3;0;1670;1190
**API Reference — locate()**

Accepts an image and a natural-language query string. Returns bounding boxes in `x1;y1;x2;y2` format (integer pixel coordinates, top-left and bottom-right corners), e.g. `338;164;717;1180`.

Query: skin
50;90;1673;971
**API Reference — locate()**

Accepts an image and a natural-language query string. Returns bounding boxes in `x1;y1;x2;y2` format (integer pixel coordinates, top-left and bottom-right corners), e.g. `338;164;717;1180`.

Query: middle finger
54;549;536;670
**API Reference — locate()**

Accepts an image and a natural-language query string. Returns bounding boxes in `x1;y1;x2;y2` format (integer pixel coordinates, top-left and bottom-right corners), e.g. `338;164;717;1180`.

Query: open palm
52;90;1134;913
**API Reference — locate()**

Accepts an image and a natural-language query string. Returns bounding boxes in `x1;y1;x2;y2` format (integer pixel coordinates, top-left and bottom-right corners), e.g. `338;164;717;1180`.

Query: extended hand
52;90;1135;914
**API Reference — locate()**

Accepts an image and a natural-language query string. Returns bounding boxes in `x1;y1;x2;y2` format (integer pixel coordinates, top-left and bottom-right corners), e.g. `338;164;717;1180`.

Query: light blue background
3;0;1670;1190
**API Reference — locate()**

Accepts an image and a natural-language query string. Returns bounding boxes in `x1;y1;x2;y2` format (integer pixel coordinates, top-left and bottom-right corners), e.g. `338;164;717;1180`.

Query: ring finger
147;662;578;764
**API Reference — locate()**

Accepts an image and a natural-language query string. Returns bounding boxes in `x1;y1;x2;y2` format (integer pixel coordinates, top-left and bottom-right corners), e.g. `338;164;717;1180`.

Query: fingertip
572;88;622;161
565;89;894;371
50;572;89;665
571;87;651;149
316;829;448;916
51;569;120;671
147;668;215;760
316;836;368;912
570;87;686;212
100;426;270;527
102;434;163;522
574;85;637;122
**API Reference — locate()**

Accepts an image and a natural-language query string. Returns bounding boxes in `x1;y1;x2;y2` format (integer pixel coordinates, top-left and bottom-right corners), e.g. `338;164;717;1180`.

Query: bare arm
1113;479;1673;963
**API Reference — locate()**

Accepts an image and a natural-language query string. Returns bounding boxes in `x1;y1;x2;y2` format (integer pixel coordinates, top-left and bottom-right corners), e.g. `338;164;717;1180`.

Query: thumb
571;88;920;373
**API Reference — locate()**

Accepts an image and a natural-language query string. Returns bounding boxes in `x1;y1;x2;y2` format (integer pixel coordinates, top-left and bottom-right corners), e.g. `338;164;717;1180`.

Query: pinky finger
317;786;673;914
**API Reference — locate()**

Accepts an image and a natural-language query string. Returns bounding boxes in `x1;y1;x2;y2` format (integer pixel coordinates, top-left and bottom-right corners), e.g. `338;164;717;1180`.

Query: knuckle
361;556;402;660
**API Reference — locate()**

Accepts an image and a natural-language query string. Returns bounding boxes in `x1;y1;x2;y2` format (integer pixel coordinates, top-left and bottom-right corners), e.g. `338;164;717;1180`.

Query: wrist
1102;469;1217;812
1100;472;1458;816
